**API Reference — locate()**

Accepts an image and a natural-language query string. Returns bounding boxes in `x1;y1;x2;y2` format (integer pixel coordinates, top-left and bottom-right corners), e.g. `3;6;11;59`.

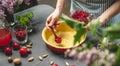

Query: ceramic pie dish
42;21;86;54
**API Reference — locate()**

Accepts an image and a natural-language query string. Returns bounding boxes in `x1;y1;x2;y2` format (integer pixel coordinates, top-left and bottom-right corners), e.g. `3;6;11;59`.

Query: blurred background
37;0;71;15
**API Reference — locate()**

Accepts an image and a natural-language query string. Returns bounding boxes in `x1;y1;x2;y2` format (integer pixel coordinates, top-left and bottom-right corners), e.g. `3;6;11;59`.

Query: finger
46;21;52;30
47;15;52;22
87;17;90;22
54;23;60;28
48;18;56;26
46;17;52;30
49;26;56;32
84;22;90;28
53;26;56;32
83;23;90;31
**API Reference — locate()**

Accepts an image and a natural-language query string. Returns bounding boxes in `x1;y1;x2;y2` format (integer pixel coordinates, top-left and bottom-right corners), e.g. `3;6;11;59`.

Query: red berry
13;42;20;50
19;47;28;56
55;37;62;43
15;29;26;38
4;47;12;55
71;10;89;25
52;64;58;66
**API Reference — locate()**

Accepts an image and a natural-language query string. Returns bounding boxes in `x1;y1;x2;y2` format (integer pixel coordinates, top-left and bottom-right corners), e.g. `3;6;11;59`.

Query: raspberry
4;47;12;55
55;37;62;43
19;47;28;56
52;64;58;66
71;10;89;25
13;42;20;50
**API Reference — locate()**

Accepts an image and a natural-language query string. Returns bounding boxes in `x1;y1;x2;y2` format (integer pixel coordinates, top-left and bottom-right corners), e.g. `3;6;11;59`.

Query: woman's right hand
46;9;62;31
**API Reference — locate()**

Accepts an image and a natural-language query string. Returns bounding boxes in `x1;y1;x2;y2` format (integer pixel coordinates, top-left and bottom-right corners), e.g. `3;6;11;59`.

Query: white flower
102;37;109;44
107;53;115;63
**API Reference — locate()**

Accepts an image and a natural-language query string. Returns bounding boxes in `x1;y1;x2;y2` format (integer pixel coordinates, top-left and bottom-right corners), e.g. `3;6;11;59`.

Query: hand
46;9;62;31
85;18;101;31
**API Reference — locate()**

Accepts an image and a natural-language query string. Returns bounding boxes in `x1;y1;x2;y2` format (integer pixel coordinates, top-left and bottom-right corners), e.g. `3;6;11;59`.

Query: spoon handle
50;27;57;38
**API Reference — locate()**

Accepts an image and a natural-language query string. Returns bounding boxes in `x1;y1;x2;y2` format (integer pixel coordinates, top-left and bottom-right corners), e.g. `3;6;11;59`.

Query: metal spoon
50;27;62;43
50;27;57;38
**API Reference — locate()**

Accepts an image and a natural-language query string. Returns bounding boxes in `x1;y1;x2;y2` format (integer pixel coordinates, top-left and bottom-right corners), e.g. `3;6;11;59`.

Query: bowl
42;21;86;54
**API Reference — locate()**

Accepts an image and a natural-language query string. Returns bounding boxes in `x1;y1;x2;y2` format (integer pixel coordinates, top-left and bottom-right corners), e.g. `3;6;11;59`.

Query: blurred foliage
60;15;120;66
16;12;34;25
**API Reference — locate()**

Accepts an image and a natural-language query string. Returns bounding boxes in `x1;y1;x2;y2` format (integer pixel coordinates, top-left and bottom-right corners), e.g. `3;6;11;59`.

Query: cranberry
4;47;12;55
52;64;58;66
13;42;20;50
19;47;28;56
55;37;62;43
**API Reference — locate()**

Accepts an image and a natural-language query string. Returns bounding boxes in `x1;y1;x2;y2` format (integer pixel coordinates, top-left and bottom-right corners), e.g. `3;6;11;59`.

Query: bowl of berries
42;21;86;54
13;24;28;44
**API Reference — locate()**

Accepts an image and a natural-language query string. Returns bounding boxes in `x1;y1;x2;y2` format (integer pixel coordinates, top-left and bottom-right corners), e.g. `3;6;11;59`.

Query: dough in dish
48;31;79;48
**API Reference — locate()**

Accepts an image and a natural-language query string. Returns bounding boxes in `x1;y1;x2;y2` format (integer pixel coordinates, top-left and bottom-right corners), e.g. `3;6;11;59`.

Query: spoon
50;27;62;43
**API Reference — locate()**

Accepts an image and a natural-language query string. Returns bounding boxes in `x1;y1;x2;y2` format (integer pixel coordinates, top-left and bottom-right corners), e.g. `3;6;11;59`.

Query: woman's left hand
85;18;101;31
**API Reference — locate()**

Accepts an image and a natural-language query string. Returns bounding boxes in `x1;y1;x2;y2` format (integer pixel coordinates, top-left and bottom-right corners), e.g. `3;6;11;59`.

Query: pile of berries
4;42;31;56
15;29;27;41
71;10;89;25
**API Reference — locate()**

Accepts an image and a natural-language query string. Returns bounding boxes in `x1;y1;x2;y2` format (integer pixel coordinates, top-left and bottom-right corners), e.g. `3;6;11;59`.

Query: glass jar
0;20;12;46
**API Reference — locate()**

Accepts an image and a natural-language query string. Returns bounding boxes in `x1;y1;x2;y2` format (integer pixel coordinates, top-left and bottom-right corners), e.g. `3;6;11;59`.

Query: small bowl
42;21;86;54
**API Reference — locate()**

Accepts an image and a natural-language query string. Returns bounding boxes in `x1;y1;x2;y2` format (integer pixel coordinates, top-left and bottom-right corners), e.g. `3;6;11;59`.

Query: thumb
84;22;91;31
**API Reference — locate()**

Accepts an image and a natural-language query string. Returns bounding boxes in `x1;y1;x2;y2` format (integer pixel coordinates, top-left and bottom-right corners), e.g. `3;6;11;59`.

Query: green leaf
108;44;118;52
19;17;25;25
74;27;86;44
59;15;86;45
23;17;30;23
103;22;120;40
114;46;120;66
89;19;101;35
59;15;85;30
16;15;21;21
16;12;33;25
26;12;34;18
14;6;20;11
